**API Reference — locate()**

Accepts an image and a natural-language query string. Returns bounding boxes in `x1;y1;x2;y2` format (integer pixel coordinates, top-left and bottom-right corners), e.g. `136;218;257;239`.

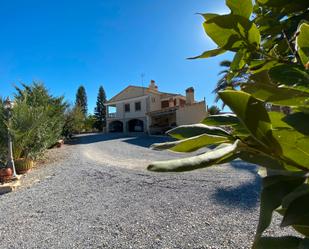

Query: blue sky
0;0;232;113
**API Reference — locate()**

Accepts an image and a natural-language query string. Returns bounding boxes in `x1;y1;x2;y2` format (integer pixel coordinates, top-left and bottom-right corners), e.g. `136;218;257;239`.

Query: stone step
0;176;21;195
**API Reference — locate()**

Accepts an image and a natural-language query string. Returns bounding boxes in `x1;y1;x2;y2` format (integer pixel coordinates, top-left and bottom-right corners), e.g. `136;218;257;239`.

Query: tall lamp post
4;97;17;178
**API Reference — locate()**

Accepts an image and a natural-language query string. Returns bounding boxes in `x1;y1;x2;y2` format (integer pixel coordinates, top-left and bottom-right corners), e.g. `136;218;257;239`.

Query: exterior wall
149;93;161;112
108;96;148;119
114;103;123;119
106;96;149;133
107;117;148;133
121;97;148;120
176;101;207;126
106;119;124;133
110;86;147;102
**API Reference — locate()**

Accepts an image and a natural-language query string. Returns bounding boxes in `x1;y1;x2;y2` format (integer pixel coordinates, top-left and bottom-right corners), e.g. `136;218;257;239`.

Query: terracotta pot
0;167;13;182
15;158;34;174
56;139;64;148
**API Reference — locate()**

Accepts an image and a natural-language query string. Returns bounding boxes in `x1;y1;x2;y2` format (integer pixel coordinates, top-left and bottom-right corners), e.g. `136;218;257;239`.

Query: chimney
149;80;158;92
186;87;195;105
169;97;174;107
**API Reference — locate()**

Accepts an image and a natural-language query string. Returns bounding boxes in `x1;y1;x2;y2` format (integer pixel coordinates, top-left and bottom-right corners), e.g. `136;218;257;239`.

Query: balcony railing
108;113;116;118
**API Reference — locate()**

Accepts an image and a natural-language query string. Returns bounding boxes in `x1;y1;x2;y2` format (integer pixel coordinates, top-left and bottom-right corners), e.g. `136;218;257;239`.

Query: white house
105;80;207;134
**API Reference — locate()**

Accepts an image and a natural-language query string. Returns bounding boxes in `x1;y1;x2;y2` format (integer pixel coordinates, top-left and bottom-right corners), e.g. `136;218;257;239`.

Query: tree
62;105;85;138
84;114;97;132
148;0;309;247
0;82;67;160
75;85;87;117
94;86;107;131
0;98;8;164
213;60;231;103
214;59;250;104
208;105;220;115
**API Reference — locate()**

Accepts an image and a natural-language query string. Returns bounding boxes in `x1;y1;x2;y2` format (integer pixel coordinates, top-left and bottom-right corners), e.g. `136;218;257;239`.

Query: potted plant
0;167;13;182
14;158;33;174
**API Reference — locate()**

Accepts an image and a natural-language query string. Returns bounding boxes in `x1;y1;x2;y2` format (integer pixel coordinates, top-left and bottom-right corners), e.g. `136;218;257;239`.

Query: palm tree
208;105;221;115
213;60;231;103
213;60;249;105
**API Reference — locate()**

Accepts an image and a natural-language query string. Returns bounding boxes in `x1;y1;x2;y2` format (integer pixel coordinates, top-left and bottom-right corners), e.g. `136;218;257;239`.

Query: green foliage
151;134;230;153
167;124;231;139
62;105;85;138
3;83;67;160
296;23;309;67
208;105;221;115
75;85;88;116
94;86;107;131
226;0;253;18
0;98;8;164
148;140;240;172
148;0;309;247
203;14;260;51
84;114;97;132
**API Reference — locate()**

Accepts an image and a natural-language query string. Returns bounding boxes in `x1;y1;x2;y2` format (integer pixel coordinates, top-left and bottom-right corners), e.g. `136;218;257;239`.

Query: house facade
105;80;207;134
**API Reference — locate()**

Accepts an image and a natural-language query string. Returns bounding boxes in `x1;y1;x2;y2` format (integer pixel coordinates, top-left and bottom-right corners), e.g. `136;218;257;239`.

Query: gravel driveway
0;133;292;249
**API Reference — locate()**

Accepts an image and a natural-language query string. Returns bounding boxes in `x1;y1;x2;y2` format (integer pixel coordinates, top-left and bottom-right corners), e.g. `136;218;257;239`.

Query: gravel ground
0;133;294;249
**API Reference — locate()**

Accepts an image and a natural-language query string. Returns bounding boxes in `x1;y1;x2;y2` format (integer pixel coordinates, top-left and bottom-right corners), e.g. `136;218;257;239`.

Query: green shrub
0;98;8;164
84;114;97;132
62;105;85;138
148;0;309;247
208;105;221;115
2;82;67;160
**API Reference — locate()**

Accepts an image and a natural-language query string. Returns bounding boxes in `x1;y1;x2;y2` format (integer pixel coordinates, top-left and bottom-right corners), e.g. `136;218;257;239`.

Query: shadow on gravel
66;133;174;148
212;161;261;210
66;133;129;145
122;136;174;148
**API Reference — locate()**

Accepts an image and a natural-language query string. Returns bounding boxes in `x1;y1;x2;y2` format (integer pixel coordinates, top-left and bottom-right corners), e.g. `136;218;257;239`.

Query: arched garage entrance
128;119;144;132
109;120;124;132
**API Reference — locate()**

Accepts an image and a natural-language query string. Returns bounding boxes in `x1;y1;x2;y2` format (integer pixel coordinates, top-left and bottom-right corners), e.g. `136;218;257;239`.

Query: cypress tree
94;86;107;131
75;85;88;116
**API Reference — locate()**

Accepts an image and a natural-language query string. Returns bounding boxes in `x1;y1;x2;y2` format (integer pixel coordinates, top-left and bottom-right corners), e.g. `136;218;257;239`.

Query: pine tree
94;86;107;131
75;85;88;117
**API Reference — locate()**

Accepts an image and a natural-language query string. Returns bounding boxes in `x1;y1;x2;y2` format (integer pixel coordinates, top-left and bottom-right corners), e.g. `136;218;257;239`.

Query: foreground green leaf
253;236;303;249
273;129;309;169
283;112;309;136
151;134;230;152
188;48;226;59
219;90;278;151
254;175;305;240
230;49;247;71
202;113;241;127
268;111;309;169
203;14;260;51
148;140;240;172
296;22;309;67
170;134;230;152
279;193;309;235
199;13;218;21
281;192;309;227
242;83;309;107
167;124;231;140
237;149;285;170
150;140;182;151
226;0;253;19
269;64;309;86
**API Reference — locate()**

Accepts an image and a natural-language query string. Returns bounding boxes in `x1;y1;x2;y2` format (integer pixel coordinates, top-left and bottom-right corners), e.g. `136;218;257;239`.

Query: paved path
0;133;288;248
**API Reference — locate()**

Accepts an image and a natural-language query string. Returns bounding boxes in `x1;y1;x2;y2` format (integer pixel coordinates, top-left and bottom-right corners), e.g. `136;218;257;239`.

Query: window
152;97;156;103
180;99;186;107
124;103;130;112
135;102;141;111
161;100;169;108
